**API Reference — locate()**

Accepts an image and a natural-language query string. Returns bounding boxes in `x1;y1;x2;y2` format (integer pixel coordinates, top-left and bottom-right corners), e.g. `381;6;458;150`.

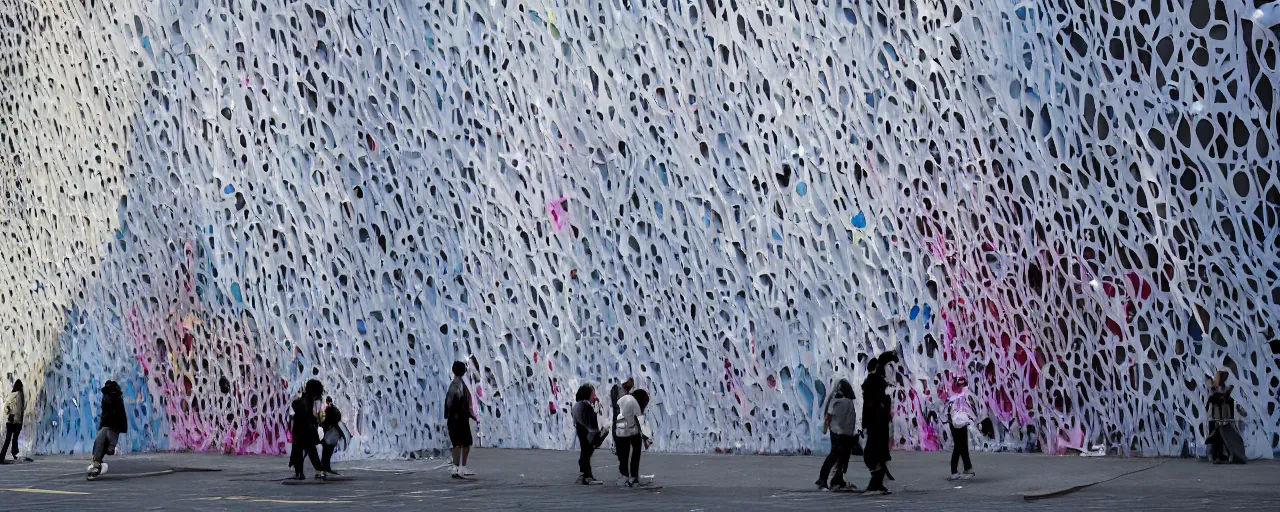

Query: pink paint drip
547;196;569;231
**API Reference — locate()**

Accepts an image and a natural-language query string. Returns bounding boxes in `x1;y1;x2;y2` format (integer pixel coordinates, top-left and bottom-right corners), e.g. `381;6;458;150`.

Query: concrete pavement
0;448;1276;510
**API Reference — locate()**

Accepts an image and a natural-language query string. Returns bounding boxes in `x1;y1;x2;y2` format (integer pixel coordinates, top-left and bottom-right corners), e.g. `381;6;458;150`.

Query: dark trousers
818;433;854;485
577;432;595;478
1;423;20;460
321;442;336;471
616;435;642;478
867;467;886;490
950;426;972;473
289;442;322;474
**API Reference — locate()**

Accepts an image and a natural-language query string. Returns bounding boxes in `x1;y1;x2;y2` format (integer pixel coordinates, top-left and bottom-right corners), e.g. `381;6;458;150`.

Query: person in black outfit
572;384;608;484
89;380;128;477
862;351;900;494
289;379;326;480
319;396;345;474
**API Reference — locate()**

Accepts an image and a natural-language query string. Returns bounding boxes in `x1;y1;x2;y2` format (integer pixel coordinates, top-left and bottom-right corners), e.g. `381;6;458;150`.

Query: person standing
288;379;326;480
816;379;858;490
572;384;607;484
88;380;128;478
319;396;347;475
614;388;652;487
609;377;634;441
945;376;978;480
446;361;479;478
1;379;24;464
862;352;899;494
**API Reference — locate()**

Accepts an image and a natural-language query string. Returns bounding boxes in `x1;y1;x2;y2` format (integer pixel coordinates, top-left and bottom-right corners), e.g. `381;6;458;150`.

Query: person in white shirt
945;376;978;480
613;388;651;487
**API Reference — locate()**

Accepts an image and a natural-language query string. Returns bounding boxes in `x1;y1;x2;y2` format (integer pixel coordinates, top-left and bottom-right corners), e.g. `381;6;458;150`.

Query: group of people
815;352;978;494
0;356;1251;486
443;360;657;488
287;379;349;480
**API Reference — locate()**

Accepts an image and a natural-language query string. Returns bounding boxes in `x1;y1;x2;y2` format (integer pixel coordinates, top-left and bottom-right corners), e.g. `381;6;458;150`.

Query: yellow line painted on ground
195;496;352;504
0;488;91;495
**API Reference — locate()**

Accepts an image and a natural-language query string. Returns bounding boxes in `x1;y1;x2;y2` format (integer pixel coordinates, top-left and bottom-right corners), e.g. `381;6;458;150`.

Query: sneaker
289;473;306;481
961;470;975;480
948;473;962;481
451;466;464;479
615;476;630;487
325;467;340;476
316;471;327;480
459;466;475;476
831;482;851;491
583;477;604;485
815;479;829;490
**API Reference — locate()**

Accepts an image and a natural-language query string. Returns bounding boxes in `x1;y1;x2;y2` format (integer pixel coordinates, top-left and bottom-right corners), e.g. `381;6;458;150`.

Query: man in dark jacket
289;379;326;480
862;352;899;494
89;381;128;477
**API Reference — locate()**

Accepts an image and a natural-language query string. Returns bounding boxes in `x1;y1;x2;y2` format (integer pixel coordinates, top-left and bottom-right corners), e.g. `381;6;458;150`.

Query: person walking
862;352;899;494
946;376;978;480
88;380;128;478
288;379;326;480
446;361;479;478
1;380;24;464
816;379;858;490
319;396;347;475
572;383;607;484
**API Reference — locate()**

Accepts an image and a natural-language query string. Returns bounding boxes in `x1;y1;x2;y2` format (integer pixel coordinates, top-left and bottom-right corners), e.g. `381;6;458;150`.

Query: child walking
946;376;978;480
571;384;608;484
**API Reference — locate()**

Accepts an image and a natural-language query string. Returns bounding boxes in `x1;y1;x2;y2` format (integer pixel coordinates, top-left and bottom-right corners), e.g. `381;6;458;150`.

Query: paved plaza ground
0;448;1276;511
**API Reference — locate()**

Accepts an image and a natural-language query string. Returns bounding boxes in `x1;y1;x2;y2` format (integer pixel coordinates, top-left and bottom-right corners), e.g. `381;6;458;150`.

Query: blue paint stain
1189;314;1203;341
796;182;807;196
909;305;921;320
654;201;664;218
772;229;783;241
231;283;243;303
357;319;367;334
922;304;932;323
141;36;151;51
224;185;235;194
851;212;867;229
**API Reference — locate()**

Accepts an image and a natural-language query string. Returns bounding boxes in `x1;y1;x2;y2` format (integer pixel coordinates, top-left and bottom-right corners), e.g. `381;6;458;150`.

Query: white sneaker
961;470;975;480
459;466;475;476
615;476;630;487
451;466;463;478
948;473;962;481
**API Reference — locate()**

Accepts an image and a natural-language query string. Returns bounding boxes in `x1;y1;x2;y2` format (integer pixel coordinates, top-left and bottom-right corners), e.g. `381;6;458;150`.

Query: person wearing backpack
614;388;652;487
945;375;978;480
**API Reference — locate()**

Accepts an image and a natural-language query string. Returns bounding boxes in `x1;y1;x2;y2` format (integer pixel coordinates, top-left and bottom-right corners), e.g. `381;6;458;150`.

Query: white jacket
614;394;651;438
4;391;23;424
